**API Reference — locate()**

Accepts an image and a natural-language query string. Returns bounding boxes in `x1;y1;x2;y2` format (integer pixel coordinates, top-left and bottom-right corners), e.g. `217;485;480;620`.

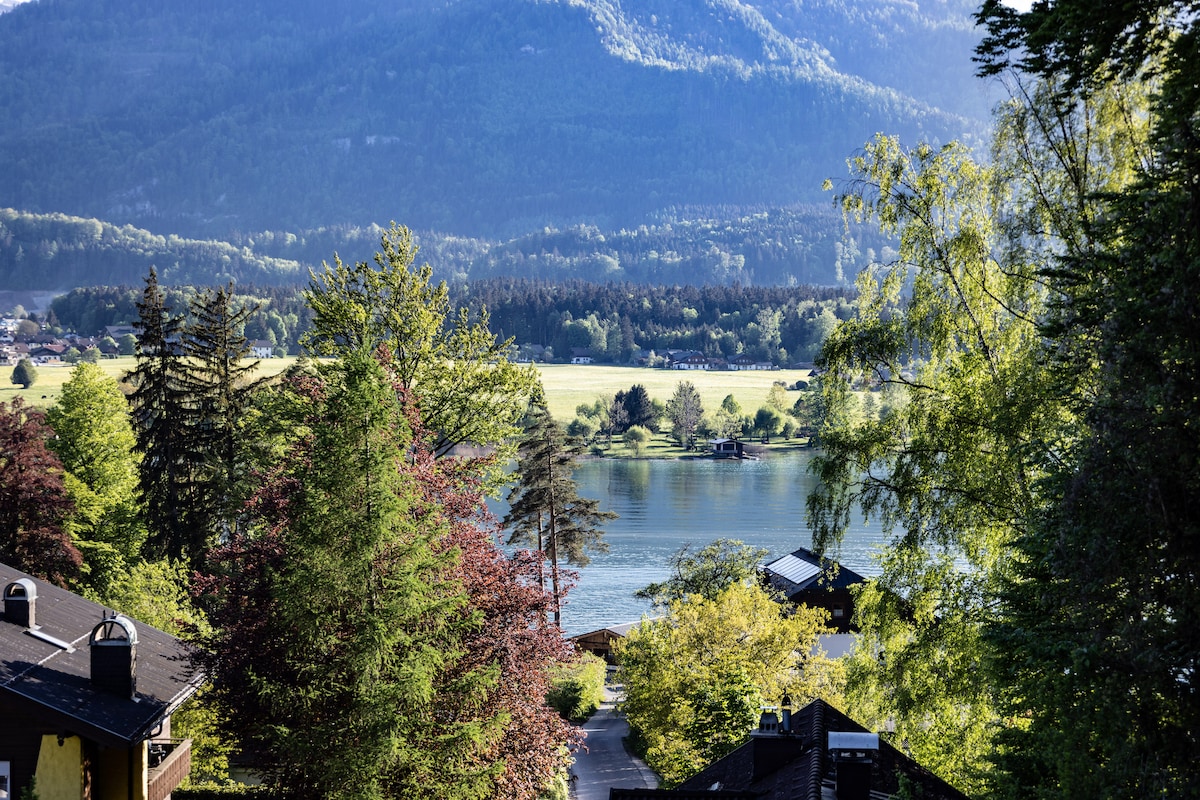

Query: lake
496;451;889;636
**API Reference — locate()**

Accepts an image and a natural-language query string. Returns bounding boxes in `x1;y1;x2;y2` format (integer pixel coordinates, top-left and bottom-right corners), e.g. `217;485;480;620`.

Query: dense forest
0;0;989;240
0;204;890;290
48;278;856;366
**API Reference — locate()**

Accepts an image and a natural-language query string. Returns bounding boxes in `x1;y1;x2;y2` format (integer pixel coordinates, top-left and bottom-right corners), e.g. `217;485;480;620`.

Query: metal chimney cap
828;732;879;751
4;578;37;600
89;614;139;646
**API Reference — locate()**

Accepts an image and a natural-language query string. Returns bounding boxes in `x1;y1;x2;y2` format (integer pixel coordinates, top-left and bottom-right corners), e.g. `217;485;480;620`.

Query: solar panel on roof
764;553;821;586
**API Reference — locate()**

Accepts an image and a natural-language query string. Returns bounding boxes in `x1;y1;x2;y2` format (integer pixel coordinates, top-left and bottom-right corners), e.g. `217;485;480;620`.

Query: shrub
11;358;37;388
546;652;607;723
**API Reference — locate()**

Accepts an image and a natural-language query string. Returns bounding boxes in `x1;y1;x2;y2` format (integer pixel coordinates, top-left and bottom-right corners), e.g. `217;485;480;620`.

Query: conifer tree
198;351;503;800
180;283;261;524
503;397;615;626
127;268;203;563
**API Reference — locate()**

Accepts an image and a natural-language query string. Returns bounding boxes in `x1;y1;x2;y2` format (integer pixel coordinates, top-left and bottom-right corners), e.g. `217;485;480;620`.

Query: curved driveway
571;685;658;800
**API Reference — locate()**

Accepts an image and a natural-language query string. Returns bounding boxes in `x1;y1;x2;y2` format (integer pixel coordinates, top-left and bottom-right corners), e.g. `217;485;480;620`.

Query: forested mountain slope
0;0;991;243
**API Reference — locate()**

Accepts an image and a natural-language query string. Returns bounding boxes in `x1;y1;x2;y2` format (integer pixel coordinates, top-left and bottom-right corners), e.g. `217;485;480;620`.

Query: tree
126;269;203;564
811;69;1151;793
620;384;656;432
713;394;743;440
665;380;704;450
809;135;1051;793
303;223;538;458
198;350;502;800
0;398;81;586
10;358;36;389
46;363;145;598
634;538;768;606
179;283;262;527
616;582;841;787
752;406;782;439
118;332;138;355
622;424;650;456
976;5;1200;796
503;398;615;626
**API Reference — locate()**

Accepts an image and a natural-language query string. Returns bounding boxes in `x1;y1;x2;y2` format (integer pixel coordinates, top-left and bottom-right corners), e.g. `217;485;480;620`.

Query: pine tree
179;283;261;525
127;268;203;563
198;351;501;800
503;398;615;626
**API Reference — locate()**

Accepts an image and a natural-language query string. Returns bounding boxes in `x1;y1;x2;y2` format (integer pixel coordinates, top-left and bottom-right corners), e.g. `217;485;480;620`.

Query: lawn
534;363;811;422
3;358;812;458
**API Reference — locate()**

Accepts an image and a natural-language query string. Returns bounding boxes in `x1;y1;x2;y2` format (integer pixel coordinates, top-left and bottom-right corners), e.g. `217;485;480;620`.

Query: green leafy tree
503;398;616;626
198;350;501;800
118;332;138;355
665;380;704;449
977;4;1199;796
809;135;1050;793
10;358;36;389
622;424;651;456
635;538;768;606
303;222;537;458
617;582;841;787
713;394;743;439
46;363;145;597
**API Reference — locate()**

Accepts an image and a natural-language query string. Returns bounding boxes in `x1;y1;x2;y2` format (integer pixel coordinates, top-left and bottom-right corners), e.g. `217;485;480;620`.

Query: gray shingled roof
0;562;204;747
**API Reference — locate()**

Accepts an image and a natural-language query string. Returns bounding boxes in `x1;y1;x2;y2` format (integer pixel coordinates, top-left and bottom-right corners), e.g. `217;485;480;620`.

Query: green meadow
4;358;812;457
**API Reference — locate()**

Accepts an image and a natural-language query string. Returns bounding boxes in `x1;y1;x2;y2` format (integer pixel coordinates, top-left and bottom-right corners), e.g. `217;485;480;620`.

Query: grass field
3;358;811;457
534;363;810;422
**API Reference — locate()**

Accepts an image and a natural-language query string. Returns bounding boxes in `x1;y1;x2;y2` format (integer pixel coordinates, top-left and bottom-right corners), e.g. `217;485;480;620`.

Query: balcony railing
148;738;192;800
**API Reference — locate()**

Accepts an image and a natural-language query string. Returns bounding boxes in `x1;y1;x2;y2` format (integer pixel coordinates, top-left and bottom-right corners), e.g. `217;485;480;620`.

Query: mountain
0;0;993;243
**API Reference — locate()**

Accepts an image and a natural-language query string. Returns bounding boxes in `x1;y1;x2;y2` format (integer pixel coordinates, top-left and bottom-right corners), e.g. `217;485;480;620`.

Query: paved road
571;686;658;800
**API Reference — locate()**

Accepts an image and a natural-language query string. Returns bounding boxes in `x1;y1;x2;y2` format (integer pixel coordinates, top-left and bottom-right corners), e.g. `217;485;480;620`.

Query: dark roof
673;699;970;800
0;562;203;747
610;791;756;799
761;547;866;600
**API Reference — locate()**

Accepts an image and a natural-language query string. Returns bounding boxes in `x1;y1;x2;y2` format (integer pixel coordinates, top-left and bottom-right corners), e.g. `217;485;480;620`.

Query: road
570;685;658;800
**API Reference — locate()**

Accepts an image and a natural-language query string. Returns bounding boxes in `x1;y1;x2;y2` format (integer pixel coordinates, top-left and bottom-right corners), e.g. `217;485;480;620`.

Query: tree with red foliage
0;397;81;585
403;420;580;799
197;349;579;800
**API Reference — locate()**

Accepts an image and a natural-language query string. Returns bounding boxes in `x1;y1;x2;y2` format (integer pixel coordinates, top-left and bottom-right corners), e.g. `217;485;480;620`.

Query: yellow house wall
89;742;149;800
34;735;83;800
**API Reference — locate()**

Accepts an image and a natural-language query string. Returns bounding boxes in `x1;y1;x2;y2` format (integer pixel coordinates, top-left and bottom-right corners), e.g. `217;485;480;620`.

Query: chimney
3;579;37;628
89;615;139;698
828;731;879;800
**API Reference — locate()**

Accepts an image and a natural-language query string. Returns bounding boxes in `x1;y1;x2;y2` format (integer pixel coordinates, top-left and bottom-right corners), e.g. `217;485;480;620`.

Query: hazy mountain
0;0;993;242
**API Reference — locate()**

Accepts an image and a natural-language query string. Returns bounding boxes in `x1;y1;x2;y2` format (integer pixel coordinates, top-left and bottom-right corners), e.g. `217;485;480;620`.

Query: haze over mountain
0;0;993;244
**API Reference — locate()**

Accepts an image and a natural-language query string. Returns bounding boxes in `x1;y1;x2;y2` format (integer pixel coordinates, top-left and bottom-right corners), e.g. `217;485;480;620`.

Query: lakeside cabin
709;438;745;458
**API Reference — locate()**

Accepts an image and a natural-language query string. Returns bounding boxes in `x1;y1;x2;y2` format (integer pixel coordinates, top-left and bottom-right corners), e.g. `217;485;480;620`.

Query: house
571;348;596;364
570;620;649;664
669;352;712;370
709;438;745;459
761;547;866;634
0;563;204;800
610;698;971;800
249;339;276;359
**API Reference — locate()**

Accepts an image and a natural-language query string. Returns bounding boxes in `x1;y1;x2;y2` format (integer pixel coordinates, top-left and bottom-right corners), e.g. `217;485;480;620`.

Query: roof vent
829;731;879;800
89;615;139;698
3;579;37;628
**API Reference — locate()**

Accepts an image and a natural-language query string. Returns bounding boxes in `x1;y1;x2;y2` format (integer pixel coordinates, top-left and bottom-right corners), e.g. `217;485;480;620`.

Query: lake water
496;452;889;636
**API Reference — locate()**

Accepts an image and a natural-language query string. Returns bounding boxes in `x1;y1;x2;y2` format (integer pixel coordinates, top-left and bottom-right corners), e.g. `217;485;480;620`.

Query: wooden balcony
148;738;192;800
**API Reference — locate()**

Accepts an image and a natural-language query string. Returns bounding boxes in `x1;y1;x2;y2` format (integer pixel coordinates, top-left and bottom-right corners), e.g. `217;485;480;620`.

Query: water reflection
497;451;889;636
